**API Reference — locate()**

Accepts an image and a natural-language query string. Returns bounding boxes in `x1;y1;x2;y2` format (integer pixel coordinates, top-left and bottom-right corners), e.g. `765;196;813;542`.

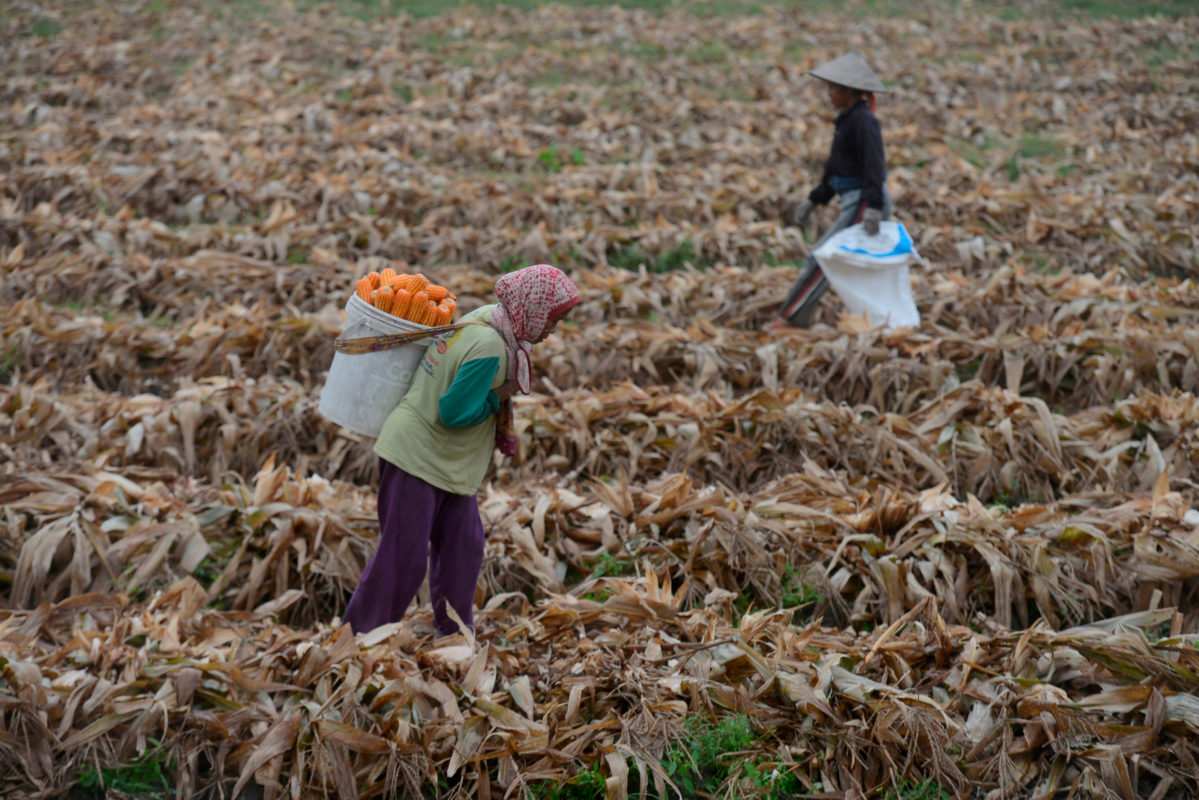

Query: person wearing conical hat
767;51;894;329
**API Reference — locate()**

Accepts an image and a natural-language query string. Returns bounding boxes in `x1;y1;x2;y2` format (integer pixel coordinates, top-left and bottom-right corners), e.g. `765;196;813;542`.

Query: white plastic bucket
318;294;433;438
813;220;922;331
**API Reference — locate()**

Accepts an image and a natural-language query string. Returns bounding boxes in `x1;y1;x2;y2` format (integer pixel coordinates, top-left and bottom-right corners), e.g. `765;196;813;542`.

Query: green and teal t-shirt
373;305;507;495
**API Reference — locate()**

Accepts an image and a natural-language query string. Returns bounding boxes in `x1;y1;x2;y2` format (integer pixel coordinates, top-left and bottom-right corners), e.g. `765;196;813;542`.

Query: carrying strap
334;321;488;355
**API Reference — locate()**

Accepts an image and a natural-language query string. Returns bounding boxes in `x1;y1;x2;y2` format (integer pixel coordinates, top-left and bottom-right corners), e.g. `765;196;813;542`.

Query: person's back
375;305;506;495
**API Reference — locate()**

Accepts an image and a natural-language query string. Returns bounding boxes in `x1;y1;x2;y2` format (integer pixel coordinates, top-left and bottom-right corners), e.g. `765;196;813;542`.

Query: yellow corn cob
374;285;395;314
380;267;398;285
392;288;412;318
425;300;439;326
366;272;382;290
355;277;373;301
408;290;429;323
426;284;449;302
409;273;430;293
391;273;412;291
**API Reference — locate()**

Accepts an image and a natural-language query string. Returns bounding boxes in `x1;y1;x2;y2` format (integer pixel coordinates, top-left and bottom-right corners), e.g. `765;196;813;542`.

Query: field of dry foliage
3;0;1199;798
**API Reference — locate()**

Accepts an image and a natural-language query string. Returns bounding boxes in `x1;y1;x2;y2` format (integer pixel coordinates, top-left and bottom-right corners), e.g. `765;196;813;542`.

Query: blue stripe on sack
838;223;913;258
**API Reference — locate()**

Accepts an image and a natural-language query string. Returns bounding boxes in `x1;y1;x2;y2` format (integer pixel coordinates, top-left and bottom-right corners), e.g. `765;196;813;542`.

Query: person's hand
494;376;518;402
862;207;882;236
787;198;814;227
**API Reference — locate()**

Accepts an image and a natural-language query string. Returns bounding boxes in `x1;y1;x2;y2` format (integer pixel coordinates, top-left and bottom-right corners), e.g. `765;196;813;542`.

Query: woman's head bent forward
493;264;581;343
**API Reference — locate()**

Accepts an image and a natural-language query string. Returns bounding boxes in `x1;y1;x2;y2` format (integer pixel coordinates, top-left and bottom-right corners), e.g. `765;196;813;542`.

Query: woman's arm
438;357;502;427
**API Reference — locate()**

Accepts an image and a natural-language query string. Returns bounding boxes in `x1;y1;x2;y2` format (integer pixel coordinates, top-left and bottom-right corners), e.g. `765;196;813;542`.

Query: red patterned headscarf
490;264;580;394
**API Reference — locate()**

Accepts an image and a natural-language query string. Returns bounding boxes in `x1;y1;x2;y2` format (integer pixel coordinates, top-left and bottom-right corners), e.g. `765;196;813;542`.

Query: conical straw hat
809;51;889;94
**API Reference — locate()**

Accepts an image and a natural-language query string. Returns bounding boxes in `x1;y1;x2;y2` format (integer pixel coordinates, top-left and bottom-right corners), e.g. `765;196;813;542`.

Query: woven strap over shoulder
334;321;488;355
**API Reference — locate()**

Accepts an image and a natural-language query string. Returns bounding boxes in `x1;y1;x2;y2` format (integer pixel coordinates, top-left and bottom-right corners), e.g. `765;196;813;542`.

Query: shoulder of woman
456;316;506;351
461;303;496;322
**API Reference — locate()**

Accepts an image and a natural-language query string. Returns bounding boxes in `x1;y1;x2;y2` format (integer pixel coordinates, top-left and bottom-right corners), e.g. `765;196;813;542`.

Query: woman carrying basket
768;51;894;329
343;264;580;637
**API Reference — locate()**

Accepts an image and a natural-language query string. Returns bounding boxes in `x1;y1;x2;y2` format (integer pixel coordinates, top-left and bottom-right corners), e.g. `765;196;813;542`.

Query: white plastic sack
812;220;921;331
317;295;433;438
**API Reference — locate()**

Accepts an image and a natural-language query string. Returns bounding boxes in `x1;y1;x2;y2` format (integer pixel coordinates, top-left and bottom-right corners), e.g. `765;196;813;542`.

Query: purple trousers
343;459;485;636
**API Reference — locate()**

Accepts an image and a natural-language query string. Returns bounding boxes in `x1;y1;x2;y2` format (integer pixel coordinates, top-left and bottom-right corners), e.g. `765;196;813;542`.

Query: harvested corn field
3;1;1199;798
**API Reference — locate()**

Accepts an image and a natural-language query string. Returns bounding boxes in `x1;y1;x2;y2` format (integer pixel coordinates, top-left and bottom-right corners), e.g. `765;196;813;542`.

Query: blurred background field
2;1;1198;798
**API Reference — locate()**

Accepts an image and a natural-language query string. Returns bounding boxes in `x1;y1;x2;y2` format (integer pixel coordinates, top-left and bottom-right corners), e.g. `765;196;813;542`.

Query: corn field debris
2;1;1199;798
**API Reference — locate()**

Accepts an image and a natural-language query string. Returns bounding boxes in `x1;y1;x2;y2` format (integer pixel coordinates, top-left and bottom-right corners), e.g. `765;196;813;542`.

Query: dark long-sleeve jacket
807;100;887;211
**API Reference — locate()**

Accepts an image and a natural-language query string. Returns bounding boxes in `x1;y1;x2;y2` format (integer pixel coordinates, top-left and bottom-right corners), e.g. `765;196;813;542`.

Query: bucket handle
334;321;488;355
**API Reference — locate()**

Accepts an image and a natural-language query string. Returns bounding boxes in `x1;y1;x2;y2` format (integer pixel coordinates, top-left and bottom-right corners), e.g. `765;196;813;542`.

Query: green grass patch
526;723;805;800
685;41;730;64
780;565;821;618
655;714;802;799
56;0;1195;35
190;554;225;588
169;56;196;77
946;134;1003;170
606;239;709;273
621;40;670;63
1045;0;1199;18
537;143;587;172
581;587;613;602
1018;134;1066;160
31;17;62;37
538;143;564;173
662;714;757;795
588;552;636;578
499;254;526;273
47;297;128;323
530;762;607;799
954;357;982;383
377;0;1199;21
530;70;567;88
223;0;776;21
302;0;1191;21
1140;40;1199;68
1024;250;1062;274
1005;135;1074;181
762;252;805;269
885;778;953;800
75;748;174;799
0;343;21;385
1005;152;1021;182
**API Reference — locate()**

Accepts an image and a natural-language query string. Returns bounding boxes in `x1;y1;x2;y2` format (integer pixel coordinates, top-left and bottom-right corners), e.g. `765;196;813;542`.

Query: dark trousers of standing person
343;459;485;637
780;185;894;327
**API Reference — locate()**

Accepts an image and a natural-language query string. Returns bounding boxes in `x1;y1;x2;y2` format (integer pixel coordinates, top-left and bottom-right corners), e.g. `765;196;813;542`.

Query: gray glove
788;198;814;227
862;207;882;236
